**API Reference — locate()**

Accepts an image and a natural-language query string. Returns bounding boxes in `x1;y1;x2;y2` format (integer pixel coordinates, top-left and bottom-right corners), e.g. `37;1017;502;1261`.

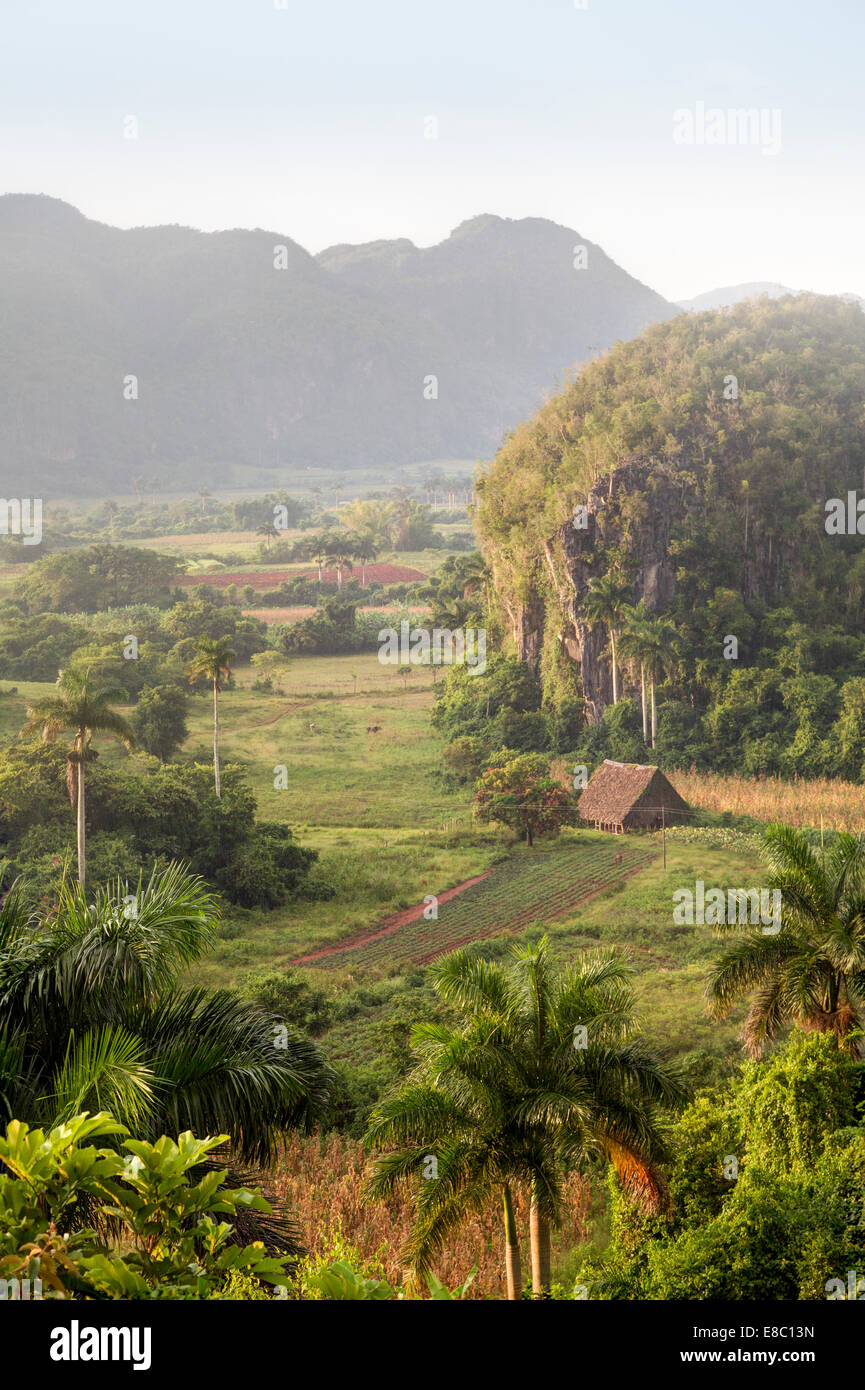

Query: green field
184;658;758;1081
0;650;754;1081
299;838;658;971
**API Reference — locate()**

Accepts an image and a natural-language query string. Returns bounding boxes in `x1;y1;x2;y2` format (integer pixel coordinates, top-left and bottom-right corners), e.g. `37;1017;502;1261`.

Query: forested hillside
0;196;674;494
476;294;865;777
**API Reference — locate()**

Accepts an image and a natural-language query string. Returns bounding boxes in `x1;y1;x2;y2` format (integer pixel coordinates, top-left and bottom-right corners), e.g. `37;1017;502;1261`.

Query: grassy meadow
0;649;758;1086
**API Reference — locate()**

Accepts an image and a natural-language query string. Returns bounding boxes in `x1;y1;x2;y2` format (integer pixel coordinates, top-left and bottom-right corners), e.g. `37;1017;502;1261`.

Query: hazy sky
2;0;863;300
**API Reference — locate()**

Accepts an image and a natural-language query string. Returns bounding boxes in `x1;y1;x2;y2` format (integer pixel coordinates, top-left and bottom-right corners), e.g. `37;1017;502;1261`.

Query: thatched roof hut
578;760;690;834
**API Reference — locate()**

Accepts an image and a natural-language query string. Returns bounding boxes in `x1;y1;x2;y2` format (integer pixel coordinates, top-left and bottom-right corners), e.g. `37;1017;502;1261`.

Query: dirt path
249;701;307;727
291;871;491;964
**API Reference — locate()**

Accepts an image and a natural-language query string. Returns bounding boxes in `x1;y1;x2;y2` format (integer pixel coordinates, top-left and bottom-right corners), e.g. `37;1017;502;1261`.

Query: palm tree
348;532;378;586
639;615;678;748
366;940;682;1297
457;552;488;600
583;574;631;705
325;537;354;589
0;867;332;1186
312;535;330;582
619;604;653;744
301;531;338;582
24;668;135;886
707;825;865;1056
257;522;278;552
187;637;235;797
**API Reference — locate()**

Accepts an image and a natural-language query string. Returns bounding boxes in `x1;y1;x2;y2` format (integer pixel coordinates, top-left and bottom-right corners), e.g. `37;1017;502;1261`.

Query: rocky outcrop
517;457;687;723
502;588;546;670
478;295;865;729
565;460;681;714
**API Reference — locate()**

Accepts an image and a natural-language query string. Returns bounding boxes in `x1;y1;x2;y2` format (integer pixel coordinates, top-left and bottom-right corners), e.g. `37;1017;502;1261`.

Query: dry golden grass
670;770;865;833
272;1133;590;1298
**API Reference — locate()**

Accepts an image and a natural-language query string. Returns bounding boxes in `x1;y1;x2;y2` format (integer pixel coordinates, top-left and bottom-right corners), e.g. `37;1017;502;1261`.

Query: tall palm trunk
530;1191;551;1296
610;630;619;704
503;1184;522;1300
650;671;657;748
640;661;648;743
213;679;221;798
76;745;86;887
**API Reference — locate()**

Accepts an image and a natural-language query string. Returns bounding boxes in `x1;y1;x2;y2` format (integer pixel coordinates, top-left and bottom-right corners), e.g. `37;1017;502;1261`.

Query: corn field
670;770;865;834
273;1133;592;1299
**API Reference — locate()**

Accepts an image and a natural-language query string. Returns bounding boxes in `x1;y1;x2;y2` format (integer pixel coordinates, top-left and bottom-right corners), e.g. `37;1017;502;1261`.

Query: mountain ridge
0;196;677;496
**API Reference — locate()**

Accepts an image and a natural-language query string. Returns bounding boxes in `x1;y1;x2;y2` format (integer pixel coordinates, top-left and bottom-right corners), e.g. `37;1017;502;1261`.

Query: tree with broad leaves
0;866;333;1253
473;751;577;846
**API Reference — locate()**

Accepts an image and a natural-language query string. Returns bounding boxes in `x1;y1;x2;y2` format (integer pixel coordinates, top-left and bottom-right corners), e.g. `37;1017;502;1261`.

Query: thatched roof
578;760;689;825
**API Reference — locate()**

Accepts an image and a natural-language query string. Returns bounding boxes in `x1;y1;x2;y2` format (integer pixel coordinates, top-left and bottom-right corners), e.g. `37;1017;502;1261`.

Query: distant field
244;604;431;625
0;681;58;741
186;659;454;828
176;563;428;589
139;531;255;546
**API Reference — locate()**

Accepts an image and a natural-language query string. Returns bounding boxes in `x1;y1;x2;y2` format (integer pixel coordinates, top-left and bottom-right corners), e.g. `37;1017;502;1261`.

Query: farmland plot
298;840;657;970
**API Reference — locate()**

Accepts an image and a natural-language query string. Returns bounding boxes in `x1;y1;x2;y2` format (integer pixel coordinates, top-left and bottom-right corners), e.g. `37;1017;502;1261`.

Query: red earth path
290;872;491;965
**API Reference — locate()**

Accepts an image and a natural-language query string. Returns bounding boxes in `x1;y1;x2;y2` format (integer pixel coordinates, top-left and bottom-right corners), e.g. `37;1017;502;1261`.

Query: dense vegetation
0;748;318;908
4;289;865;1302
476;295;865;780
582;1033;865;1300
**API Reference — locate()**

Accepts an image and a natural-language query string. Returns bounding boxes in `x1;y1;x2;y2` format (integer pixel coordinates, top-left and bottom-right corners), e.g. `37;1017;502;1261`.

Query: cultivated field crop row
306;841;657;971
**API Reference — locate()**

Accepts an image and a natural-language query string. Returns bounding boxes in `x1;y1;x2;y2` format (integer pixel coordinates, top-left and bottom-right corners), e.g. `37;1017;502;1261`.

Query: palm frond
46;1025;155;1132
131;987;334;1164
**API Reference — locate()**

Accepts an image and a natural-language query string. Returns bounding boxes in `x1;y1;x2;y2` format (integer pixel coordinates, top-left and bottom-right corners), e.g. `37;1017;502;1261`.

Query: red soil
291;872;492;964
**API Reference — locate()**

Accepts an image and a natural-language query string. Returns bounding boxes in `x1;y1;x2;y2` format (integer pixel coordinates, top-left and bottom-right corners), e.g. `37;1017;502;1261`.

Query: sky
1;0;863;301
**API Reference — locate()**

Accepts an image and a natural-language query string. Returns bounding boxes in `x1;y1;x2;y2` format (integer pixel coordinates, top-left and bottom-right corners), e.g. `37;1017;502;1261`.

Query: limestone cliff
474;294;865;727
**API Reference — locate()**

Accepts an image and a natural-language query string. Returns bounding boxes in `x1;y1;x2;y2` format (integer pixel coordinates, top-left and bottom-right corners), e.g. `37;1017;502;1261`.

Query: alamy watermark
672;881;781;934
0;497;42;545
826;1270;865;1299
825;492;865;535
673;102;782;156
0;1276;42;1299
378;620;486;675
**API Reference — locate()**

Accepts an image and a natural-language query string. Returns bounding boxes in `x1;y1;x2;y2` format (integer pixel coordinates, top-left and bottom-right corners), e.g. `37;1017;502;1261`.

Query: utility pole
662;805;666;871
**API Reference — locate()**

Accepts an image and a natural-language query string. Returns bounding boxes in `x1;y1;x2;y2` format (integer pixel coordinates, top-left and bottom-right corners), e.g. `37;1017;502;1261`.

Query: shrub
0;1113;289;1300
